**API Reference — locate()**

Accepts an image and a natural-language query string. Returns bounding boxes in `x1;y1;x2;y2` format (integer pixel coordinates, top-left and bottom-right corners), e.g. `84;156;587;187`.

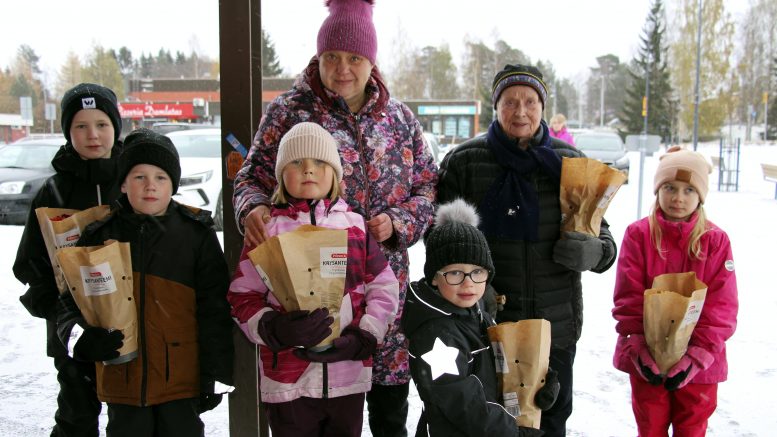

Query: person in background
232;1;438;435
612;147;737;436
56;129;234;436
403;199;558;437
548;113;575;147
228;122;400;437
436;64;617;437
13;83;124;437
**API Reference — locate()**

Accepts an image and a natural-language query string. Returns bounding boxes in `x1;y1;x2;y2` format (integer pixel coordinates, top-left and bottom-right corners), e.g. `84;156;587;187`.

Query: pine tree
621;0;674;140
261;29;283;77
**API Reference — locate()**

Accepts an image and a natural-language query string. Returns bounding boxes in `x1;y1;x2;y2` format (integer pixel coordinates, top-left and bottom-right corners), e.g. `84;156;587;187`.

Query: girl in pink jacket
228;123;399;437
612;147;737;437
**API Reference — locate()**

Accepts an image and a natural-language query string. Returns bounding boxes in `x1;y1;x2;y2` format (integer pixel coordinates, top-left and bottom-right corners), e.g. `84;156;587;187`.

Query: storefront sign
118;103;197;119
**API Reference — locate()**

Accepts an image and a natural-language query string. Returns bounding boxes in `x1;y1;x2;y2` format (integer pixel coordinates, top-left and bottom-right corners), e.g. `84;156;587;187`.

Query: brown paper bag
644;272;707;374
248;224;348;350
488;319;551;428
36;205;111;293
560;157;626;236
56;240;138;365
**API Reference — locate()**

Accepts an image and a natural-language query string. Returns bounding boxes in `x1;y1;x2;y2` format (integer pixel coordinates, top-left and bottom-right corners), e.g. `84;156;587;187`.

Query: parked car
0;137;64;225
572;131;630;182
151;122;218;136
165;128;224;230
422;132;443;163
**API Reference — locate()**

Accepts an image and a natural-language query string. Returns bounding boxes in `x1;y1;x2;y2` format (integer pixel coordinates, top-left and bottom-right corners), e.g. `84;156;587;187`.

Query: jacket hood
402;279;484;337
52;142;124;186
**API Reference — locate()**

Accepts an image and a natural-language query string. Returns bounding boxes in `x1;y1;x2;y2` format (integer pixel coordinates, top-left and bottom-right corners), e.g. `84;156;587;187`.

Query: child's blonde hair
649;198;707;259
271;166;341;204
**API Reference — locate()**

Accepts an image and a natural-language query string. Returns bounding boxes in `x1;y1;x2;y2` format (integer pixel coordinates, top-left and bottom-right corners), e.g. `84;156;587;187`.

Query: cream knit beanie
653;146;712;202
275;122;343;183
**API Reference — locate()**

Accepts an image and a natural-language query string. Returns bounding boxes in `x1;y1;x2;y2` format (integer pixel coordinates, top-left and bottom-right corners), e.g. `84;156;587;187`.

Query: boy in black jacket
13;83;123;436
402;199;558;436
57;129;233;436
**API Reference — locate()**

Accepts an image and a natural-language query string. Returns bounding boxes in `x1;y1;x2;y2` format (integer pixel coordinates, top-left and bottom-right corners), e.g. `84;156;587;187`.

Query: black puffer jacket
57;197;234;406
13;142;123;356
437;132;616;348
402;279;519;436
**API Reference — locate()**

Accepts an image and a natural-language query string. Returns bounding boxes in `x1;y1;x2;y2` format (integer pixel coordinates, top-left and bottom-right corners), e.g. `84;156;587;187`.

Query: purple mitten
625;334;662;385
664;345;714;391
257;308;333;352
294;326;377;363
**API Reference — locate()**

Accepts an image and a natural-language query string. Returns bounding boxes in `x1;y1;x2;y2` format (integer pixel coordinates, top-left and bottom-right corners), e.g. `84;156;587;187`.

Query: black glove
518;426;545;437
19;283;57;320
73;327;124;362
552;231;605;272
534;367;560;410
197;392;223;413
294;326;377;363
256;308;333;352
638;357;663;386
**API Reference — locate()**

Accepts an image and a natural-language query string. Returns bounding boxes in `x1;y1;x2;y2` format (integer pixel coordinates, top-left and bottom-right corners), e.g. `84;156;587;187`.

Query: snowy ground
1;142;776;436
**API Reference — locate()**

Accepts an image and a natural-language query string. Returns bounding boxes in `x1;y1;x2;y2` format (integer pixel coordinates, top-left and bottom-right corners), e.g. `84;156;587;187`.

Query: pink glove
625;334;662;385
664;345;714;391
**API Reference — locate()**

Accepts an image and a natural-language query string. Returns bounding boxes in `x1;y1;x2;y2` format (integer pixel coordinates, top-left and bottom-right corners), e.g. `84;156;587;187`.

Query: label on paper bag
55;227;82;248
79;262;118;296
678;298;705;330
596;184;620;209
320;247;347;278
503;391;520;417
492;341;509;373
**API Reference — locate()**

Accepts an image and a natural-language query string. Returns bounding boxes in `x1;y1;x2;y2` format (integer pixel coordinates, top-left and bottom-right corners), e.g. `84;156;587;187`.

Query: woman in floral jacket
232;4;437;435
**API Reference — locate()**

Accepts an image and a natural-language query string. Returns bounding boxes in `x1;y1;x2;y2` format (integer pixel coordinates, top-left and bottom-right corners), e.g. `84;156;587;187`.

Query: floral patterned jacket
232;59;438;384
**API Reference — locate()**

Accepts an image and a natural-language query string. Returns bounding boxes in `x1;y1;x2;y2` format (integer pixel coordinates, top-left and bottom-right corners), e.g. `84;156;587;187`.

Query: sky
1;140;777;435
0;0;751;89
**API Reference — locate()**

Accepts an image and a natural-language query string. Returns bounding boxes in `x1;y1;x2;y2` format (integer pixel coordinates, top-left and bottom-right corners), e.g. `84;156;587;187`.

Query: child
402;199;558;437
549;113;575;146
13;82;124;436
612;147;738;436
227;122;400;437
56;128;234;436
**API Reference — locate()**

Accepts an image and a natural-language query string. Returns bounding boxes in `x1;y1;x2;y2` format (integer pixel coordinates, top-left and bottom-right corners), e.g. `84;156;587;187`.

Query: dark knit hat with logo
60;83;122;145
424;199;495;284
492;64;548;109
118;128;181;194
317;0;378;64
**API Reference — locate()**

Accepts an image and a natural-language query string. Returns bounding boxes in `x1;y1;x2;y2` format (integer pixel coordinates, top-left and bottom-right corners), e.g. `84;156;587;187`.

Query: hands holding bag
553;231;605;272
257;308;333;352
534;367;560;410
294;325;377;363
664;345;714;391
624;334;663;385
73;326;124;362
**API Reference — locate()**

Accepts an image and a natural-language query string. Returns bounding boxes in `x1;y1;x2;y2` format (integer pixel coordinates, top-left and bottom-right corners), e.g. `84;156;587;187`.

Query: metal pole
764;93;768;141
600;74;605;126
638;55;650;220
692;0;703;150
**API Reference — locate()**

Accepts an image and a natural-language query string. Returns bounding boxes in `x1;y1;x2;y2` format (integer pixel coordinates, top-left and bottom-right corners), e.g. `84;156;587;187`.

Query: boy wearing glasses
402;199;555;436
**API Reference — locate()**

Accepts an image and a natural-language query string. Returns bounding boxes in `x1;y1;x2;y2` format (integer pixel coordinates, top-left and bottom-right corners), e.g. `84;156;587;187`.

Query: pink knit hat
653;146;712;202
317;0;377;64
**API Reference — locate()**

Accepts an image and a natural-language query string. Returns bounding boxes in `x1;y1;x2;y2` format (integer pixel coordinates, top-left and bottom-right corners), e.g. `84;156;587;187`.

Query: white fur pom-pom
434;199;480;228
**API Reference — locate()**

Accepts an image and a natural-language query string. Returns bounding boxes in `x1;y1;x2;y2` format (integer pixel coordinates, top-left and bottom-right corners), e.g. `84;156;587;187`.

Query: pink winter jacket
612;209;738;384
550;126;575;146
228;198;400;403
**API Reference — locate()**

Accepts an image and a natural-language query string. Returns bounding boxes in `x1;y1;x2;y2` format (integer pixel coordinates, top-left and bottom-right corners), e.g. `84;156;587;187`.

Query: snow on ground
1;142;776;436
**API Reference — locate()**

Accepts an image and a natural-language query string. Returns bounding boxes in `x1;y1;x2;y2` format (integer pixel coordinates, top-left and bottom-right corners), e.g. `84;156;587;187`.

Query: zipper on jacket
139;223;149;406
322;362;329;399
352;114;371;217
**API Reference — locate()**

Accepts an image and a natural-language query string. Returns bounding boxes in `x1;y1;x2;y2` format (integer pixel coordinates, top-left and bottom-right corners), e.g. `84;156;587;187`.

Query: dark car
0;137;63;225
573;131;630;182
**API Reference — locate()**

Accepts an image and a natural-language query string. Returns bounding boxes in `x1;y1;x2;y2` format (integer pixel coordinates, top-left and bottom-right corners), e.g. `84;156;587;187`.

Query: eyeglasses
436;268;489;285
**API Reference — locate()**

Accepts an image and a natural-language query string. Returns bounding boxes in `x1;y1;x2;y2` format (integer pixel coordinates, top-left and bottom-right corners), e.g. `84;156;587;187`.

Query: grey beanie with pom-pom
423;199;495;284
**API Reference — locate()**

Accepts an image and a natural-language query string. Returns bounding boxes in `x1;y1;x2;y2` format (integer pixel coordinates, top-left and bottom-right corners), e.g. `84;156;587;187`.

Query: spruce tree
261;29;283;77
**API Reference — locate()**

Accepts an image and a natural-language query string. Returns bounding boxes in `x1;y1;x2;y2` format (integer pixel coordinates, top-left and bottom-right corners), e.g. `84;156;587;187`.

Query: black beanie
424;199;495;284
119;128;181;194
491;64;547;109
60;83;122;145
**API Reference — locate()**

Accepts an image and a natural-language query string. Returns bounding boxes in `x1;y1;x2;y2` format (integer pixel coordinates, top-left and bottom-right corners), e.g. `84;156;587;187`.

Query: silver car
573;131;630;182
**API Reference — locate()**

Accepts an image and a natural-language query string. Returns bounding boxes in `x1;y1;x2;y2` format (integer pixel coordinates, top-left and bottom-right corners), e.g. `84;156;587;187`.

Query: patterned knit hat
492;64;548;109
317;0;378;64
275;122;344;183
653;146;712;203
61;82;122;145
119;128;181;194
424;199;495;284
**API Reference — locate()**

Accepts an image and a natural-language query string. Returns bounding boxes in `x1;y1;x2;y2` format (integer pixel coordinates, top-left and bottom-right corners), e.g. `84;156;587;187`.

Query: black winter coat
437;131;617;348
13;143;123;356
57;197;234;406
402;280;519;436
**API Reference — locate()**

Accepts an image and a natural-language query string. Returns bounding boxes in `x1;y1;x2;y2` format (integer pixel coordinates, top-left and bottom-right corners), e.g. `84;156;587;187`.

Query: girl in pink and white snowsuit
228;122;399;437
612;147;738;437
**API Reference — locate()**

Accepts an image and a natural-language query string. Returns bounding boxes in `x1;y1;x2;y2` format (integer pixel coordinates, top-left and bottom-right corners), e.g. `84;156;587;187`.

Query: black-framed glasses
436;268;489;285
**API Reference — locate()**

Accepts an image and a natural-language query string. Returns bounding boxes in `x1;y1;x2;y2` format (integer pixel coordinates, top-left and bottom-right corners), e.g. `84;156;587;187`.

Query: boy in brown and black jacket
57;129;233;436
